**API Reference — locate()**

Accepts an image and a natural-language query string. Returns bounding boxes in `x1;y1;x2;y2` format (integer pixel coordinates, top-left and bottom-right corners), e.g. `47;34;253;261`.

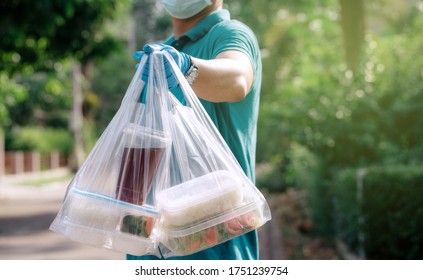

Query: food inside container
160;201;266;256
120;214;154;238
61;188;159;255
156;170;244;227
65;191;120;230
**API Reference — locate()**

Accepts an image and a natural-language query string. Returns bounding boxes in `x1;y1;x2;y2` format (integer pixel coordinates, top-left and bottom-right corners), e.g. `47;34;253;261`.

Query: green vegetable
121;215;153;238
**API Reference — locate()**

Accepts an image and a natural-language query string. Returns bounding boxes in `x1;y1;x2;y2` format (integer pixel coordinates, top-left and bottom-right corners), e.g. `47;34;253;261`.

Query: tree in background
92;0;172;134
0;0;122;75
228;0;423;239
227;0;422;170
339;0;365;72
131;0;172;49
0;0;126;170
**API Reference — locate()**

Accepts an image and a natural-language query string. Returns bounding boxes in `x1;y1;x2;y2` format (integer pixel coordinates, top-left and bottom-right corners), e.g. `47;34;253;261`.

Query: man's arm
191;50;254;103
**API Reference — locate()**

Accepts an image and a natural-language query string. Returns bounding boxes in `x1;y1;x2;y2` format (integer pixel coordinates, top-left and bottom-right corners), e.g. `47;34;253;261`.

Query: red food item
204;227;219;246
239;211;257;228
187;239;201;252
144;216;154;236
224;218;244;235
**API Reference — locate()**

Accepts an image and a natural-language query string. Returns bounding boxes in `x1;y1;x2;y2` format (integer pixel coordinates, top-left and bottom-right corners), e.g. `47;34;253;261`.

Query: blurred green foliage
334;165;423;259
91;49;135;132
10;70;72;128
0;73;27;127
250;0;423;179
1;0;127;153
8;126;72;154
0;0;123;74
239;0;423;254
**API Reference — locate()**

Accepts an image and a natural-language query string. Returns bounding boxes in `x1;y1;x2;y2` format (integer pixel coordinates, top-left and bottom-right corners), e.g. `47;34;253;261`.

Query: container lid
157;170;242;212
122;123;171;148
71;188;160;216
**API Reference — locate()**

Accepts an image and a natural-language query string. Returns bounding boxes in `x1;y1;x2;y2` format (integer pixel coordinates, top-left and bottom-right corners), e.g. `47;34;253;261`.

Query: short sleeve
208;20;261;75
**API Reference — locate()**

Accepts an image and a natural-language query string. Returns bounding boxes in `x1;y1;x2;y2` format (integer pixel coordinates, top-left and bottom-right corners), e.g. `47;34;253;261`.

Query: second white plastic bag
152;51;272;257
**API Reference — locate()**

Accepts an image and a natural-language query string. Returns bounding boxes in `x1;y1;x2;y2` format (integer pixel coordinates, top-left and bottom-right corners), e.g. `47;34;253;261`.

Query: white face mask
161;0;212;19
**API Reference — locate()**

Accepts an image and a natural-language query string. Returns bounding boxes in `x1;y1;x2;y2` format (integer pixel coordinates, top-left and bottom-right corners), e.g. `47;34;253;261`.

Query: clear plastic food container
156;170;244;228
159;200;267;256
60;188;159;256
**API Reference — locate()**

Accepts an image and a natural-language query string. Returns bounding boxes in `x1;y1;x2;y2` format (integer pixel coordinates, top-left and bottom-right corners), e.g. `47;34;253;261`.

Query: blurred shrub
285;143;321;189
333;165;423;259
9;126;72;155
91;49;134;133
256;143;322;195
256;152;287;193
284;143;337;236
0;72;28;127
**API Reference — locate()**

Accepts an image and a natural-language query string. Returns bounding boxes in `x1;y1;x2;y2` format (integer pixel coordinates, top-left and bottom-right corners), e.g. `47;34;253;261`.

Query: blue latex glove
133;43;191;90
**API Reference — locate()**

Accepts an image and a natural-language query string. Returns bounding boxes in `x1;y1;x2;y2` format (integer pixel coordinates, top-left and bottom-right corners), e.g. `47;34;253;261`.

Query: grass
16;175;72;187
13;172;73;187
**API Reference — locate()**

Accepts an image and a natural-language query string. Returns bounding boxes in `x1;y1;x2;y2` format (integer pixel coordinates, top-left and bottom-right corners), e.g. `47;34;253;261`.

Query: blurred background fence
2;151;67;175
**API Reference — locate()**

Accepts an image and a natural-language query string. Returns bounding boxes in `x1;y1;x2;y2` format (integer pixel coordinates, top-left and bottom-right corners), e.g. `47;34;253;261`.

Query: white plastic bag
50;49;271;257
50;54;172;257
152;51;271;257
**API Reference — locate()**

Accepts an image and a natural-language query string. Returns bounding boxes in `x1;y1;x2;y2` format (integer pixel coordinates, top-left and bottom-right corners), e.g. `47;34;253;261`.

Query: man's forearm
191;50;254;103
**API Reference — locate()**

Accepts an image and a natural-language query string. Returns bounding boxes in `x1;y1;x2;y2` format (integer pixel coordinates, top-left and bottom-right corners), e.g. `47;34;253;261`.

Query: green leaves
0;0;122;74
254;0;423;168
0;73;28;126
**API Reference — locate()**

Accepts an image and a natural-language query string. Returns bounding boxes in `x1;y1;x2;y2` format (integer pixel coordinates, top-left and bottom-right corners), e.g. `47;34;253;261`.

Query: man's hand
133;43;191;89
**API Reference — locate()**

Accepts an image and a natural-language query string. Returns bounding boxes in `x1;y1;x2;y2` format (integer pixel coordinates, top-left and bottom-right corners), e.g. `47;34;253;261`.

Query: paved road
0;170;123;260
0;170;283;260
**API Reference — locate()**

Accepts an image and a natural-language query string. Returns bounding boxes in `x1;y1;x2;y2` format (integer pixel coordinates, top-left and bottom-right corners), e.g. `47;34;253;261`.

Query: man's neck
171;6;222;39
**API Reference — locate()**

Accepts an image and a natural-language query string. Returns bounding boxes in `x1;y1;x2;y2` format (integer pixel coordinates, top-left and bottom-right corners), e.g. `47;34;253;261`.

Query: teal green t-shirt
128;9;262;260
